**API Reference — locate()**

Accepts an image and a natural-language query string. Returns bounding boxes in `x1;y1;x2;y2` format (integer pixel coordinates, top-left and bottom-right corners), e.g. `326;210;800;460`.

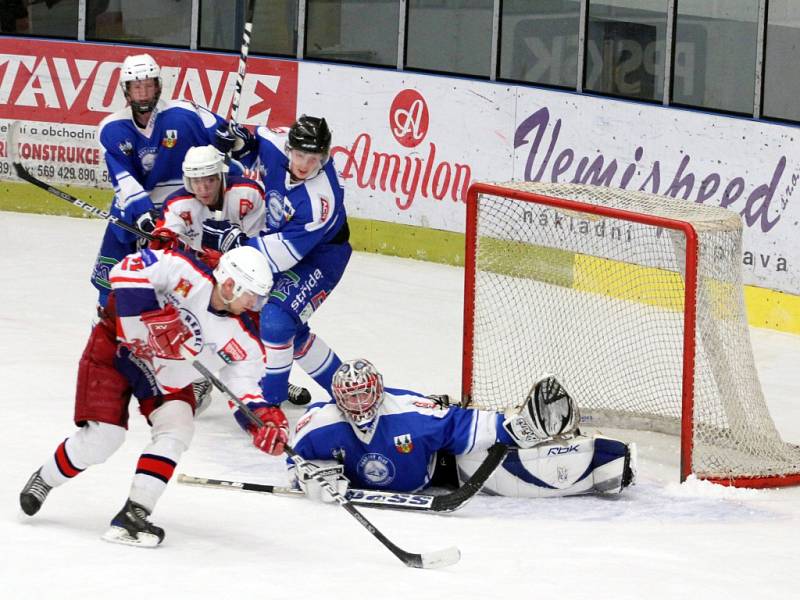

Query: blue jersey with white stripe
243;128;347;273
91;99;227;304
290;388;509;492
98;98;225;222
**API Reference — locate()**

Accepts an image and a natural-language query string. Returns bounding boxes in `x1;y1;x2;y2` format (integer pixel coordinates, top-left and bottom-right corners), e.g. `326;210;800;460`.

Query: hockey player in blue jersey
282;359;636;501
201;115;350;409
91;53;235;306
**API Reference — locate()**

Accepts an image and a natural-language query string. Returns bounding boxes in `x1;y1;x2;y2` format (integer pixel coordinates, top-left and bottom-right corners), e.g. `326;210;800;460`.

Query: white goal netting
465;181;800;485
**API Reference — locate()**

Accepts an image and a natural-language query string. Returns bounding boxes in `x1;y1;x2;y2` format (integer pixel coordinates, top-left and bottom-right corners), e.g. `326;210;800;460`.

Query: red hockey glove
198;247;222;269
250;406;289;456
149;227;180;251
140;304;193;359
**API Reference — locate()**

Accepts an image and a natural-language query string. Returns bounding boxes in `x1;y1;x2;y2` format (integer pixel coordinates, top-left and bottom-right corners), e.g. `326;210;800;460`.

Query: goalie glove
297;461;349;503
503;374;580;448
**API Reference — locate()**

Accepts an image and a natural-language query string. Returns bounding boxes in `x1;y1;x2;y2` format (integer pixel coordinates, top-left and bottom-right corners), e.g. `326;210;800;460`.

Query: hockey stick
6;121;155;241
229;0;257;127
178;442;507;513
187;355;460;569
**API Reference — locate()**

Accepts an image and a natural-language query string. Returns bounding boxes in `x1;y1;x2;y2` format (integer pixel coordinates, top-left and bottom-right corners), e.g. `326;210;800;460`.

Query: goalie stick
6;121;155;241
186;353;460;569
177;441;507;513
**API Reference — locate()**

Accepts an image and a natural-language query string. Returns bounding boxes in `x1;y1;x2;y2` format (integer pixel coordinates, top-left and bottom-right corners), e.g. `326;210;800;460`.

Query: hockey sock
294;333;341;395
261;337;294;404
129;401;193;512
40;421;126;487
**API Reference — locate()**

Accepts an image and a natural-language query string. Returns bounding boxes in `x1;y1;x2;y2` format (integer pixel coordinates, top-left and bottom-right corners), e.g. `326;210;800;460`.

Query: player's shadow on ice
457;481;782;523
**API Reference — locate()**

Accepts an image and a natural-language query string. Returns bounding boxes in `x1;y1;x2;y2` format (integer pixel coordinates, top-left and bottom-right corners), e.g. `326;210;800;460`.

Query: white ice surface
1;212;799;599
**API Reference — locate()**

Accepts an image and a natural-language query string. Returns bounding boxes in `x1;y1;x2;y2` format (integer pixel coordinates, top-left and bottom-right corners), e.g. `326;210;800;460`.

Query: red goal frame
462;182;800;488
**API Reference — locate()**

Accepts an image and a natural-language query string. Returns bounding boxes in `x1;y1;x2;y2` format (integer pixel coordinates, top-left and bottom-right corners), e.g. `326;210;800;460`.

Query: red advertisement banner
0;38;298;127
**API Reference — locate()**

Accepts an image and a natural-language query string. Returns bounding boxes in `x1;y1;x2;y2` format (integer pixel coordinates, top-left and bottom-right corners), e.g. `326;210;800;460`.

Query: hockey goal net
462;181;800;488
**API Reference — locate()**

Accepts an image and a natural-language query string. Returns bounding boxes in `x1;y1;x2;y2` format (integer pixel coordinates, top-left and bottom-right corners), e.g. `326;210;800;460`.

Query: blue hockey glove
202;218;247;252
215;122;256;159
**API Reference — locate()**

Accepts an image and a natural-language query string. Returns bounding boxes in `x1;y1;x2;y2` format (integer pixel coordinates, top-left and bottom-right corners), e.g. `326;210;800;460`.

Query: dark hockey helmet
287;115;332;157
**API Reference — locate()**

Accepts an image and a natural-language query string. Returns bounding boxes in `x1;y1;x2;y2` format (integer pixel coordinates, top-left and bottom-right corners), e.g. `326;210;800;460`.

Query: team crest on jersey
162;130;178;148
266;191;284;230
179;211;193;226
218;338;246;363
357;453;395;486
393;434;414;454
173;278;193;298
178;308;204;355
118;140;133;155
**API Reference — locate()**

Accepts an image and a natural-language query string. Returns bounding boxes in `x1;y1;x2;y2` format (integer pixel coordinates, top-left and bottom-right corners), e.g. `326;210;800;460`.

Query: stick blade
408;546;461;569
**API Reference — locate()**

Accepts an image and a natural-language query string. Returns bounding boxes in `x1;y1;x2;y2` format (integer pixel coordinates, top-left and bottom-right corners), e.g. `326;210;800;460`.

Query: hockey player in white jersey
153;145;266;251
201;116;350;409
91;53;237;306
287;359;635;501
19;246;289;547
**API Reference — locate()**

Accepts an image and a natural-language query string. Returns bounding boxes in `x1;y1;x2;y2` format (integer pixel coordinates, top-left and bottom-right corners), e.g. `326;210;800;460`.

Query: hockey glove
139;303;193;359
135;210;159;235
297;462;349;503
215;122;256;159
249;406;289;456
214;122;236;155
201;219;247;253
149;227;180;251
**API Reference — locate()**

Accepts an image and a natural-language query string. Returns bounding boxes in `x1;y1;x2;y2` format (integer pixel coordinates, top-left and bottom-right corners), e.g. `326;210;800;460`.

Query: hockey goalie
257;359;636;502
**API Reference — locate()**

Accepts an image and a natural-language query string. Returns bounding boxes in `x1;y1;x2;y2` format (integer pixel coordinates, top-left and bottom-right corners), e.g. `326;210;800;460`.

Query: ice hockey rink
1;211;798;599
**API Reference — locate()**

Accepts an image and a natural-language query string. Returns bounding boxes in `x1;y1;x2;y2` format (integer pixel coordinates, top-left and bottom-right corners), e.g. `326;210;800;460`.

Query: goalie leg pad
457;435;635;498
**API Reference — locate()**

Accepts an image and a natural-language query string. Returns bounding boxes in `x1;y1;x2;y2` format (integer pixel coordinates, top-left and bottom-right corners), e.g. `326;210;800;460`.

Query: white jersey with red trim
108;248;265;403
160;174;266;251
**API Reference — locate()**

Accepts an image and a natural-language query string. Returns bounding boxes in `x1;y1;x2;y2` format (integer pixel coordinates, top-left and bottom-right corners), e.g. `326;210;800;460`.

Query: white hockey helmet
182;145;229;193
332;359;385;429
120;53;160;84
213;246;273;309
120;54;161;114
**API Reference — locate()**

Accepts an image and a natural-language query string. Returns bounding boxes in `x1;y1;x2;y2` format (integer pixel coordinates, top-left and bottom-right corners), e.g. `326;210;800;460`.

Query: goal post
462;181;800;488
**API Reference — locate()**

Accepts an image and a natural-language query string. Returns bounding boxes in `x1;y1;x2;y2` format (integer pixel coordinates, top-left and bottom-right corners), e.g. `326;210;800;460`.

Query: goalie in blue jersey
280;359;636;502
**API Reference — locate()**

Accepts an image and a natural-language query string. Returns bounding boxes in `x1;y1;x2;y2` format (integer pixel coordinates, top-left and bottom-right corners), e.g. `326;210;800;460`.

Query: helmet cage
119;54;162;114
332;359;384;427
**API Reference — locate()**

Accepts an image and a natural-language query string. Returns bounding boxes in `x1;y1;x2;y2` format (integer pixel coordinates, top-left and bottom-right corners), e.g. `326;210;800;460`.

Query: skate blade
101;526;161;548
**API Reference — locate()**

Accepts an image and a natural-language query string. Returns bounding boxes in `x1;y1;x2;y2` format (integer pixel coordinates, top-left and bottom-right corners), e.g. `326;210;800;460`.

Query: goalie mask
119;54;161;114
332;359;384;430
213;246;272;311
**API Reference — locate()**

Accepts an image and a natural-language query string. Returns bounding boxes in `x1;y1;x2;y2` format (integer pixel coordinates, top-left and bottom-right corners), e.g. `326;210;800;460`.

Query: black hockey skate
19;468;52;516
288;383;312;405
102;500;165;547
192;379;213;415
